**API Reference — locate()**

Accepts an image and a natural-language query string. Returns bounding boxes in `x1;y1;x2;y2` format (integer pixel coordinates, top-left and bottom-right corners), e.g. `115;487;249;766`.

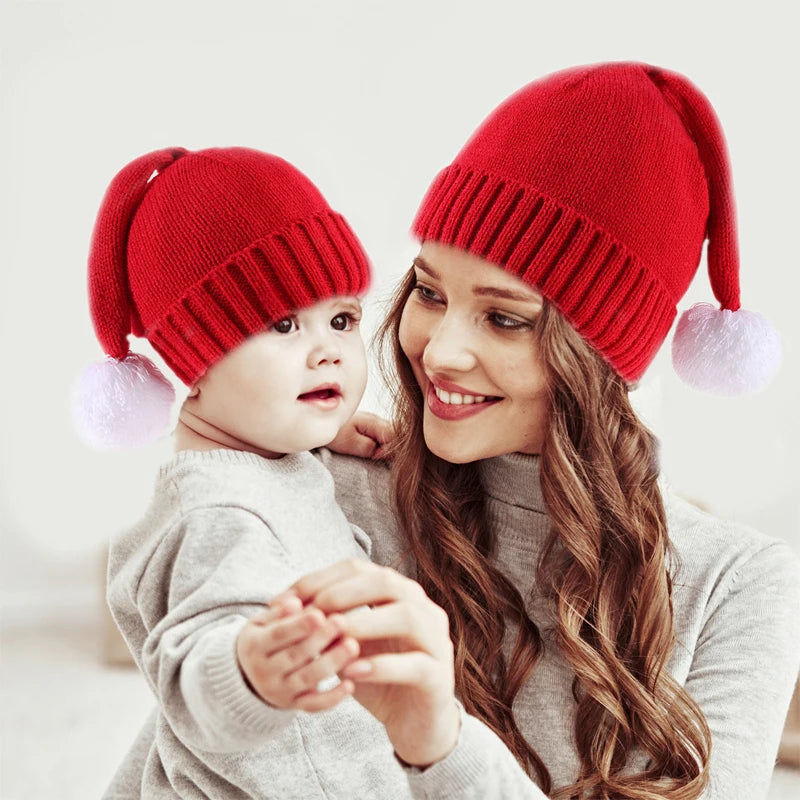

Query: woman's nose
422;314;477;374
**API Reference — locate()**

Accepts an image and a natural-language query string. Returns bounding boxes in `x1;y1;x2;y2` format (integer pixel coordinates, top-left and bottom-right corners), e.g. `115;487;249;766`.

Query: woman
289;62;800;799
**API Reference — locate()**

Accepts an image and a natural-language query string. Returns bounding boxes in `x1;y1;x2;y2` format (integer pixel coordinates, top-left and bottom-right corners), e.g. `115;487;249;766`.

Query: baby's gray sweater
108;448;800;799
105;449;408;799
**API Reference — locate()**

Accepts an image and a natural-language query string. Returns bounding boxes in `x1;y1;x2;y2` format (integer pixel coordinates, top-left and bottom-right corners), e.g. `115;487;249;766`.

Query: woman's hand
326;411;394;460
277;560;461;767
236;595;359;712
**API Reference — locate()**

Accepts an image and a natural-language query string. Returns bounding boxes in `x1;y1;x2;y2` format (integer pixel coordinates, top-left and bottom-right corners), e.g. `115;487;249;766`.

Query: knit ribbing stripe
294;219;337;297
540;228;602;303
270;232;320;308
497;197;546;268
328;214;368;292
470;186;524;257
148;326;194;385
432;168;476;241
145;210;370;385
462;178;508;252
412;165;675;382
441;173;489;244
614;294;676;378
512;205;564;277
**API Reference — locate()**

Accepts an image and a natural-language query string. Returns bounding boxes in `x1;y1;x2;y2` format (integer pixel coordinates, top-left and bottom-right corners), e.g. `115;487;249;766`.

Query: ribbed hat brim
412;165;676;381
147;210;370;384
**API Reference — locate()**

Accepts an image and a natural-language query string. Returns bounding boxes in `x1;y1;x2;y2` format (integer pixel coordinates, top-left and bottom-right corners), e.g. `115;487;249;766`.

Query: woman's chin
423;423;494;464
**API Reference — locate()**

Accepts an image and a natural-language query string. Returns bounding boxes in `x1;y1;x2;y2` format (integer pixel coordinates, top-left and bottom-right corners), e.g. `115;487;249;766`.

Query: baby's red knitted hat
413;62;780;393
74;147;371;449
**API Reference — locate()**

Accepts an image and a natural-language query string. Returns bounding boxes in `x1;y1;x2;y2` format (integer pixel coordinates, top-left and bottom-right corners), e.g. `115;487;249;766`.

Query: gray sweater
105;449;408;799
316;448;800;799
107;448;800;799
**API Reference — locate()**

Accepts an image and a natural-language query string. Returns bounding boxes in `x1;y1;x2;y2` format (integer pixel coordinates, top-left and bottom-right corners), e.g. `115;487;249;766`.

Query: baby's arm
110;506;356;753
236;595;358;711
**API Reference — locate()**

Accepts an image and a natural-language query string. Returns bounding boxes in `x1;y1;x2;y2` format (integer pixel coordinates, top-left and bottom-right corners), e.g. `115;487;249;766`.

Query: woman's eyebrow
472;285;541;304
412;256;439;279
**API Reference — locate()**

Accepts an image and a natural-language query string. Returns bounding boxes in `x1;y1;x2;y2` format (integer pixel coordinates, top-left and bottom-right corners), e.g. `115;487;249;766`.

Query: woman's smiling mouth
426;380;502;420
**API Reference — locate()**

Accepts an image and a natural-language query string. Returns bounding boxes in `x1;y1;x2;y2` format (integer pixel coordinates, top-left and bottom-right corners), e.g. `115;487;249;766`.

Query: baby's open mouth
298;387;341;401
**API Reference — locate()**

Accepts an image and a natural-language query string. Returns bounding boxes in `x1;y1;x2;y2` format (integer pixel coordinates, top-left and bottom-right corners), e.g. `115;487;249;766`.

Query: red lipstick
425;382;501;421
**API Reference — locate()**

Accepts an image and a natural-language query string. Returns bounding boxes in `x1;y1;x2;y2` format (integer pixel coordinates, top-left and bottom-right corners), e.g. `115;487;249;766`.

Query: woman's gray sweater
317;448;800;799
106;447;800;799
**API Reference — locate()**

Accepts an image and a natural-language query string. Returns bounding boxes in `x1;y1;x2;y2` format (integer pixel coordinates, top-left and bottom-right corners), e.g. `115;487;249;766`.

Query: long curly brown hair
376;267;711;799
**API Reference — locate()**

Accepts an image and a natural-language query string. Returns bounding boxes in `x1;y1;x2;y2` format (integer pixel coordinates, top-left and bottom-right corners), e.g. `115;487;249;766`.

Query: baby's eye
488;312;529;331
330;313;358;331
272;317;297;334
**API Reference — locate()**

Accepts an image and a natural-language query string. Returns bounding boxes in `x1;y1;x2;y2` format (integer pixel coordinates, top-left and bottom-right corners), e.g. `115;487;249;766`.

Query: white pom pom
671;302;781;395
72;353;176;450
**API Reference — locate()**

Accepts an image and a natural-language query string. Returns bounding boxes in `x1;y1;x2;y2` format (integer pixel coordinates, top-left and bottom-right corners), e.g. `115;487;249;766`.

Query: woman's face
398;241;548;463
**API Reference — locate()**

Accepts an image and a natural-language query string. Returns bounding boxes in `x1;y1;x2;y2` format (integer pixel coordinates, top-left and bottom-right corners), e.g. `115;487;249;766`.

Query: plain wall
1;0;798;627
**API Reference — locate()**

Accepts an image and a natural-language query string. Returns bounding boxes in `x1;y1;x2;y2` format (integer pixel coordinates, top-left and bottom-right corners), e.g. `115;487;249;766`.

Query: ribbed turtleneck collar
161;448;311;477
478;451;546;514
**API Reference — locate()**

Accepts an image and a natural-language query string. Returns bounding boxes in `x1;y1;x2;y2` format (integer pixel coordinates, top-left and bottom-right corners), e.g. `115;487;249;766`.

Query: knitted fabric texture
412;62;741;382
89;147;371;385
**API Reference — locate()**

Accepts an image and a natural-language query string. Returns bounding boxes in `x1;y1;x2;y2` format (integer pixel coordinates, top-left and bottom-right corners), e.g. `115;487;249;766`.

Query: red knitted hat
413;62;780;393
74;146;371;449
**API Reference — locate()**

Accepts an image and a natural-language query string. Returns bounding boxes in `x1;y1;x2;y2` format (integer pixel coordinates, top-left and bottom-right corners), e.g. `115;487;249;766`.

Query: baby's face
186;296;367;457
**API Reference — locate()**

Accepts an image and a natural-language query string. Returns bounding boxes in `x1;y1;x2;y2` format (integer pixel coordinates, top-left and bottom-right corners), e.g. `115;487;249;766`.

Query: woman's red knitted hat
413;62;780;393
74;146;371;449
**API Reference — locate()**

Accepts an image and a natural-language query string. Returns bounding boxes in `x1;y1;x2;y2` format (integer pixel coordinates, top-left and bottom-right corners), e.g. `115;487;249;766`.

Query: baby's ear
187;385;200;398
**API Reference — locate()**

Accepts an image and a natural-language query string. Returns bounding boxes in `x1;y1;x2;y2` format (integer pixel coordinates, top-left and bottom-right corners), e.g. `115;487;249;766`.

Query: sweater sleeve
683;539;800;799
111;505;298;753
402;703;549;799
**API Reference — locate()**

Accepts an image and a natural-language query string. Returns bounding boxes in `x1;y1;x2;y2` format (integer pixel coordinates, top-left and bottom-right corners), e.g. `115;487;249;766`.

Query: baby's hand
236;596;359;712
326;411;394;460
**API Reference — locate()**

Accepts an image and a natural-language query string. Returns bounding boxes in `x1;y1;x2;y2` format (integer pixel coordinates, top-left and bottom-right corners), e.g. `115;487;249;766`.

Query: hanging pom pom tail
72;353;175;450
671;302;781;396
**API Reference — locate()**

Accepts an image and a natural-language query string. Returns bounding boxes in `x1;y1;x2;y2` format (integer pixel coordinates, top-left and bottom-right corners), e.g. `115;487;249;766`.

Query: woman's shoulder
314;449;411;572
315;447;391;497
663;489;800;611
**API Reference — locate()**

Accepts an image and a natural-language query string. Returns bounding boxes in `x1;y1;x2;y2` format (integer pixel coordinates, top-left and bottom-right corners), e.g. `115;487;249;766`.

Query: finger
340;652;445;689
292;679;355;713
285;558;374;603
251;595;303;624
340;603;448;657
347;432;381;459
259;607;327;656
371;443;391;461
266;585;302;609
311;568;426;614
270;615;349;674
354;413;394;445
285;636;360;696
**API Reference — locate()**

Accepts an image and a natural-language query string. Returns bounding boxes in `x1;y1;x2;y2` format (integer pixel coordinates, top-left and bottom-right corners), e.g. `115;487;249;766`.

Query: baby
73;147;403;798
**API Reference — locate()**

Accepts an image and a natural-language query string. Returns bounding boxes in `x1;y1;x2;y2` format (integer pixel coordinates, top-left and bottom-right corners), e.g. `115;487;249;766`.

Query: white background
1;0;798;629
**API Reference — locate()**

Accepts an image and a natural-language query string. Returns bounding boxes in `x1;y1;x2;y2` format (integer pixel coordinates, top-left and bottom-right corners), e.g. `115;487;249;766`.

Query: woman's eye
272;317;297;334
414;282;443;304
330;313;358;331
488;312;529;330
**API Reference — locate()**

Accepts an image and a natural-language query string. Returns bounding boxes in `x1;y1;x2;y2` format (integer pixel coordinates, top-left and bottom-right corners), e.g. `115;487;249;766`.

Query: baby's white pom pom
72;353;175;450
671;303;781;395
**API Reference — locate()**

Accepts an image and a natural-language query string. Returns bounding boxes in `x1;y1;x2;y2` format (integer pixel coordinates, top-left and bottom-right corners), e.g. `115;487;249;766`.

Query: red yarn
88;147;371;385
413;62;742;382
